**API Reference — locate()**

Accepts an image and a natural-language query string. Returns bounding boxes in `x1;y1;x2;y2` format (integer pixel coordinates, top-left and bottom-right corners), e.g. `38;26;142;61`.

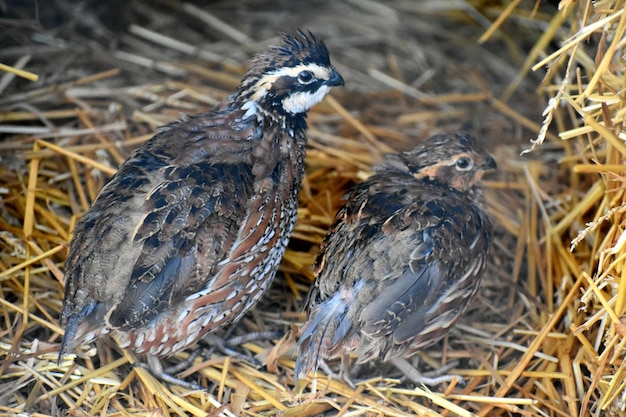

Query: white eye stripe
267;63;331;81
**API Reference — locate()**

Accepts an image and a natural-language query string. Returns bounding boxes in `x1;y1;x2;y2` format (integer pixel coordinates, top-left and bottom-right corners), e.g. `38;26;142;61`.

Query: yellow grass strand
579;8;626;100
218;356;230;403
0;62;39;81
478;0;523;44
34;139;117;176
478;273;586;417
324;95;394;154
230;369;287;411
0;244;65;280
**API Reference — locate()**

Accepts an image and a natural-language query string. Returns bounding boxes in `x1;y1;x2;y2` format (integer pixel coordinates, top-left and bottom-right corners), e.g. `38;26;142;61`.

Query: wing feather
108;161;255;329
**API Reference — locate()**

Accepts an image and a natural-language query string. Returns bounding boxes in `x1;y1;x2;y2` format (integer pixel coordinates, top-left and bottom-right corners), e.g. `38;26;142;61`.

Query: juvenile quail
59;31;344;388
295;132;495;386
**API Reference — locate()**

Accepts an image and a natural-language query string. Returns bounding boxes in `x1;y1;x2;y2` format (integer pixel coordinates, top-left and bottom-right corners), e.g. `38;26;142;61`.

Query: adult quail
295;132;495;386
59;31;344;388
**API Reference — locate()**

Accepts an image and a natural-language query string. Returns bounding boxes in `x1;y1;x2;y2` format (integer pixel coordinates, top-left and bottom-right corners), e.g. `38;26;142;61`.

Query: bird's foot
204;330;284;367
134;354;205;391
390;357;465;386
317;354;359;388
135;331;282;390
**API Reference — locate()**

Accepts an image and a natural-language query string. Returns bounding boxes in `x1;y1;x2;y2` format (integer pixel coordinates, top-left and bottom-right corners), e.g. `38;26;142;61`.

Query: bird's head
383;132;497;192
237;30;344;119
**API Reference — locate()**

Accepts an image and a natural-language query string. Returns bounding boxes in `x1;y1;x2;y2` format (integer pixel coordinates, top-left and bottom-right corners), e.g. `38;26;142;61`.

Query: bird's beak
325;69;344;87
483;155;497;171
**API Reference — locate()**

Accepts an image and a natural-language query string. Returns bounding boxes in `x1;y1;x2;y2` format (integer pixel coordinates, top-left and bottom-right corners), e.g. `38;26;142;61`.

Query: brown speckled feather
296;132;495;379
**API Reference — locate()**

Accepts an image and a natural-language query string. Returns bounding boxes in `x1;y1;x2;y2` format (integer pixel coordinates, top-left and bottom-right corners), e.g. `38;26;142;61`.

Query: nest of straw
1;0;625;416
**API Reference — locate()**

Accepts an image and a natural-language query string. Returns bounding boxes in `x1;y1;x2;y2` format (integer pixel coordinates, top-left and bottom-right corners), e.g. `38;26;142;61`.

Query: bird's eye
455;157;473;171
297;70;314;84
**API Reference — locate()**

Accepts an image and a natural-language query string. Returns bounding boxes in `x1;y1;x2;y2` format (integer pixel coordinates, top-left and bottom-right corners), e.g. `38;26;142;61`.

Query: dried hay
0;0;624;416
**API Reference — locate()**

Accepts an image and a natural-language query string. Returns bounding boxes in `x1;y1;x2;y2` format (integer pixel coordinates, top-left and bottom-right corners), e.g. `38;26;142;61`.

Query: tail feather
295;294;351;380
58;314;79;364
58;300;98;365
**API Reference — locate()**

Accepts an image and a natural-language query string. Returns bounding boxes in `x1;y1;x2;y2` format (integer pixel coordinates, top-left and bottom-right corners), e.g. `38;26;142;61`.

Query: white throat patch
282;85;330;114
247;63;333;114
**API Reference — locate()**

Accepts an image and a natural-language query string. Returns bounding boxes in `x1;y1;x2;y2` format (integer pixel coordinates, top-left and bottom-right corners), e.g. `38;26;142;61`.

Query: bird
59;31;344;388
295;132;496;387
